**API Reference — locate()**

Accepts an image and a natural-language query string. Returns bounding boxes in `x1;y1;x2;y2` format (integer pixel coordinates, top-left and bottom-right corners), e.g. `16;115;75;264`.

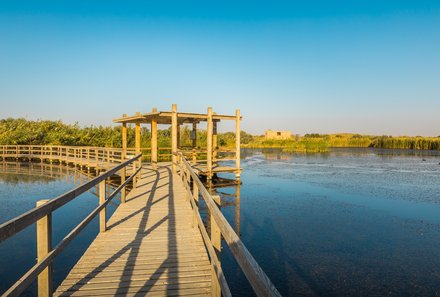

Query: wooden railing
0;145;236;165
0;145;126;167
0;153;142;297
176;152;281;297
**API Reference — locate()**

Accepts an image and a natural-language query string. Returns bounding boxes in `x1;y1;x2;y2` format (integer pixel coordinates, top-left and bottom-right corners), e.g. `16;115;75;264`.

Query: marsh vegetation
1;118;439;152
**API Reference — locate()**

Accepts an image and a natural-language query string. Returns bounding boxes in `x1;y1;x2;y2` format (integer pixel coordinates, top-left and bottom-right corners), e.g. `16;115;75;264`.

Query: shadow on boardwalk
55;165;211;296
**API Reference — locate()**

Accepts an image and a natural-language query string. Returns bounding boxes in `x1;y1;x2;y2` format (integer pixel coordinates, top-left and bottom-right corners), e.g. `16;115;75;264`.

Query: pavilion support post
135;113;141;154
192;122;197;163
122;114;127;160
207;107;213;180
151;108;158;170
121;115;127;202
235;109;241;180
177;123;181;149
171;104;178;174
135;112;141;170
213;119;218;164
36;199;52;297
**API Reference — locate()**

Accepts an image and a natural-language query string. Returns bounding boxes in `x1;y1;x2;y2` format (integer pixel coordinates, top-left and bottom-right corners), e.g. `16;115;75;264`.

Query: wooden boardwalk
55;164;212;296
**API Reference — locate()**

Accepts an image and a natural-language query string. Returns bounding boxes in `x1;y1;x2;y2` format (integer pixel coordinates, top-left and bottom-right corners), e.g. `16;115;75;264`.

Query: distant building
265;130;292;140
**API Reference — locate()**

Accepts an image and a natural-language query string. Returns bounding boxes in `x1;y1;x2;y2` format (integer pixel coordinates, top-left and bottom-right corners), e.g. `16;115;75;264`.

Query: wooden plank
56;284;211;296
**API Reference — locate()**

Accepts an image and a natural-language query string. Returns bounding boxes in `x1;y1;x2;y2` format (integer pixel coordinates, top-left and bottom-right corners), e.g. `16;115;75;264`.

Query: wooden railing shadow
56;165;181;296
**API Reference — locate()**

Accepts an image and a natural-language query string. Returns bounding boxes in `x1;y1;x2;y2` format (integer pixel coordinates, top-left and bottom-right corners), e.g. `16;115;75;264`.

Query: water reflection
212;184;241;235
0;161;121;296
0;161;128;202
221;148;440;297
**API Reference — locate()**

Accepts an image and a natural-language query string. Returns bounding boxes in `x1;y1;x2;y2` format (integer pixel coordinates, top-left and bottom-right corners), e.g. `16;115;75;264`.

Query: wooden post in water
151;108;158;170
192;122;197;163
207;107;213;180
235;109;241;180
99;176;106;233
36;199;53;297
171;104;178;174
235;184;241;235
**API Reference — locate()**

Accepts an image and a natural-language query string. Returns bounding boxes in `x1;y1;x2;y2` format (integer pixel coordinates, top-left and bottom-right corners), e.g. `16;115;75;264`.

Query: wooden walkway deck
55;164;212;296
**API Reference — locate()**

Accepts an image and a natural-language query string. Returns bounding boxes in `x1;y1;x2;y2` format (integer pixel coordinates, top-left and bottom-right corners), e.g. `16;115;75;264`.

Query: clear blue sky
1;1;439;135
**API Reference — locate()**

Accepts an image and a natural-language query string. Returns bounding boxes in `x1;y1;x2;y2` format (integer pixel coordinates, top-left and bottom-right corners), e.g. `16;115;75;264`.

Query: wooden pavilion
113;104;242;180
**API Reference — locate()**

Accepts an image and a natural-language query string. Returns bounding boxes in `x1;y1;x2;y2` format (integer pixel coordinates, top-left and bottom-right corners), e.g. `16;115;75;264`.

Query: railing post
36;199;53;297
99;175;106;233
192;180;199;228
133;160;137;186
193;179;199;202
213;195;221;206
87;148;90;168
211;210;221;297
121;166;126;203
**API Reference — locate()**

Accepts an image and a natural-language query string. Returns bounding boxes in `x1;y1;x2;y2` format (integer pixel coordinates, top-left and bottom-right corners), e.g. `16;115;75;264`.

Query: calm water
219;148;440;296
1;148;440;296
0;163;118;296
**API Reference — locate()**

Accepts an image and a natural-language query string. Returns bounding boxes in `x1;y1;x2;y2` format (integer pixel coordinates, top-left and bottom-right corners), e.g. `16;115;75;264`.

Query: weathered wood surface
55;164;211;296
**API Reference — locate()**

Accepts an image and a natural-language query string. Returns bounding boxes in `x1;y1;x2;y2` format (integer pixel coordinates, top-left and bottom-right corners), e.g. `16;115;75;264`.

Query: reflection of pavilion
203;182;241;236
264;152;292;161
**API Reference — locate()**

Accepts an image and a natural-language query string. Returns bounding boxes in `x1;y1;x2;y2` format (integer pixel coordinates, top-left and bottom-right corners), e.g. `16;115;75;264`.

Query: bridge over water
0;105;281;297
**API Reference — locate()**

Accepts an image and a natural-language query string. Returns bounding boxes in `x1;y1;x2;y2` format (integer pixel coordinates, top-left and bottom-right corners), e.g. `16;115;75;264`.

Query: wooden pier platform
55;164;212;296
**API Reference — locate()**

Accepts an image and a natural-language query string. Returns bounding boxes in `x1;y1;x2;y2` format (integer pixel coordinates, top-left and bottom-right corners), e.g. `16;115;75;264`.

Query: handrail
0;153;142;297
0;145;125;166
177;152;281;297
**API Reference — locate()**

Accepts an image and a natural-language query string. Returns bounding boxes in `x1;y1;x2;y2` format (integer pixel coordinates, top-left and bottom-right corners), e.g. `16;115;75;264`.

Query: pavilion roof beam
113;111;242;124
